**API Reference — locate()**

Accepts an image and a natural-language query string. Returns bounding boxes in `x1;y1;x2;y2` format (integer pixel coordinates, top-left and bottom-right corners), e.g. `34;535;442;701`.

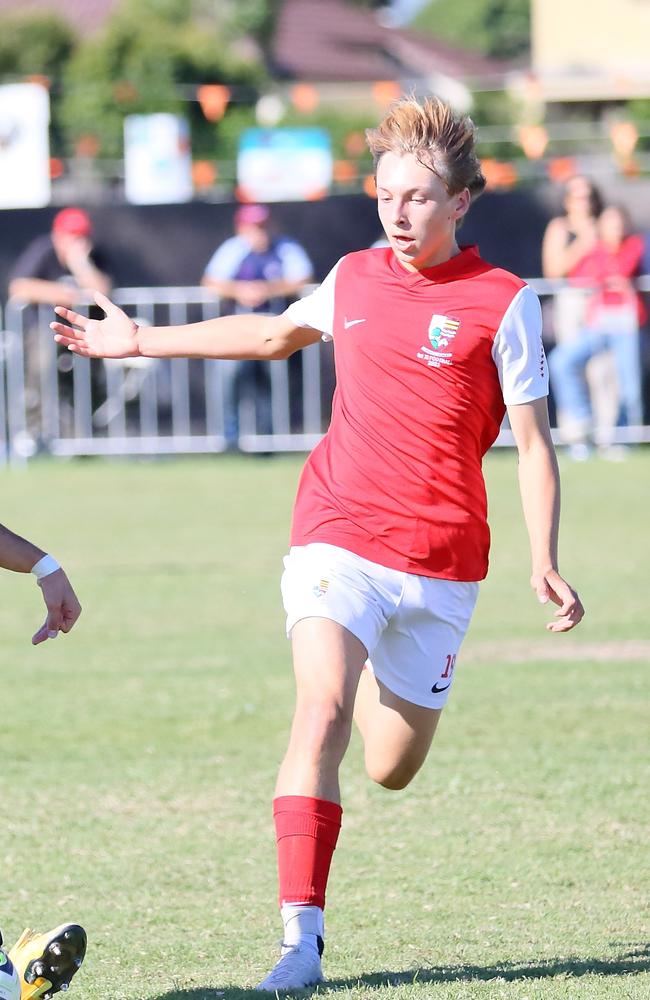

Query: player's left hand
32;569;82;645
531;569;584;632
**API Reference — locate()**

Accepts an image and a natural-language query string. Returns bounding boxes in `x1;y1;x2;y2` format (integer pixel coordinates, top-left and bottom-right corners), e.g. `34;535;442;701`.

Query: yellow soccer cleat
8;925;86;999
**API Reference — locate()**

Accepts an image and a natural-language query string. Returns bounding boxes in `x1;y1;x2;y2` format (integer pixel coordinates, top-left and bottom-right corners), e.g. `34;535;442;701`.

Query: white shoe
255;942;323;992
568;442;592;461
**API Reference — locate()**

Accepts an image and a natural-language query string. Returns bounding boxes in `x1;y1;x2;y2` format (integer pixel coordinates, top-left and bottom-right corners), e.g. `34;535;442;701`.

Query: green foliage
413;0;531;60
626;99;650;152
470;89;520;159
58;0;266;158
217;0;283;49
0;10;77;81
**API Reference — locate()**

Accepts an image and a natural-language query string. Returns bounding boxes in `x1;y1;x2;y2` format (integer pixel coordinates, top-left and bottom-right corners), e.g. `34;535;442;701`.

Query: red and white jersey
285;245;548;581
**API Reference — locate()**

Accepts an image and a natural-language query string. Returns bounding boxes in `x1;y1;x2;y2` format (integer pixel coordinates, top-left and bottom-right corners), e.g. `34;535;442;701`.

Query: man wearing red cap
9;208;111;309
201;204;313;450
8;208;112;448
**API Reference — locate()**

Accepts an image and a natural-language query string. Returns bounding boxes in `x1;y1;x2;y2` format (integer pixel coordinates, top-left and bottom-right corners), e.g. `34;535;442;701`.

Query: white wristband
30;554;61;582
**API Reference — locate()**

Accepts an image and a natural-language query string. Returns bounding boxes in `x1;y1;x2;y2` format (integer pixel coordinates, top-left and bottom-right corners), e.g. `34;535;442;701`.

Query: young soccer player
51;97;584;993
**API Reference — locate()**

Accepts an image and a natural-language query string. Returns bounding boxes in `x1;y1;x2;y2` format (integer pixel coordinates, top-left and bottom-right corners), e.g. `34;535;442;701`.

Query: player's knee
293;698;352;756
365;756;420;791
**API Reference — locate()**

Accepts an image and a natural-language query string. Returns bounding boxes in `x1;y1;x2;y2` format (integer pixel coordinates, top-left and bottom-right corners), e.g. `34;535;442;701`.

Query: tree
59;0;266;159
0;10;77;81
0;11;79;156
411;0;530;61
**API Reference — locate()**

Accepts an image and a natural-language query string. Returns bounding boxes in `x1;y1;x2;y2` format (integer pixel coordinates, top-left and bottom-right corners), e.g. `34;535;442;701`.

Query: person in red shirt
549;204;645;457
50;96;584;993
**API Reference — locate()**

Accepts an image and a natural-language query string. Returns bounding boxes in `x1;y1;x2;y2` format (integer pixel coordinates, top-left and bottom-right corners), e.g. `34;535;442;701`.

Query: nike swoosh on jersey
343;317;366;329
431;681;452;694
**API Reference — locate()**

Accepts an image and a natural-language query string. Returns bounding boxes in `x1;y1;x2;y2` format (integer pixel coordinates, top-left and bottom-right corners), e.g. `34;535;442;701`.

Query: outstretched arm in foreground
0;523;82;644
51;291;321;361
507;397;585;632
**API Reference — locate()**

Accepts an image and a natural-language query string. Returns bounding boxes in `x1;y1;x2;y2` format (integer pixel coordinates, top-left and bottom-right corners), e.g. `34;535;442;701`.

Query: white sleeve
203;237;248;280
491;285;548;404
284;258;342;341
276;239;314;282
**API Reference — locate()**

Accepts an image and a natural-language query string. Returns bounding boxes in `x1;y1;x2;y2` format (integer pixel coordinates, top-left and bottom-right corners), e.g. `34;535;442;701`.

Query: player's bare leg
275;617;367;801
354;667;442;789
257;617;366;992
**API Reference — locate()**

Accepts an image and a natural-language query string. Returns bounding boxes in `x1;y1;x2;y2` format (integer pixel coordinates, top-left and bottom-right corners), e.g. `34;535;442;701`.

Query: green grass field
0;451;648;1000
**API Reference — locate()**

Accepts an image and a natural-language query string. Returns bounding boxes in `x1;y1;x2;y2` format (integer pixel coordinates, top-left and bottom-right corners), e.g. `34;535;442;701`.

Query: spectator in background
201;204;313;451
8;208;112;449
550;204;645;459
542;175;606;339
542;174;604;287
9;207;111;309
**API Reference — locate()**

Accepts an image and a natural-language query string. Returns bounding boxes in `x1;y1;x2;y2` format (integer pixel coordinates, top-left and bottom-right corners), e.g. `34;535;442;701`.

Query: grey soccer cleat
255;940;324;992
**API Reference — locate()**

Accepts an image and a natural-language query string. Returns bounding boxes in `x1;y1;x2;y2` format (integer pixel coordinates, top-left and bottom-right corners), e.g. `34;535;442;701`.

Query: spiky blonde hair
366;95;486;200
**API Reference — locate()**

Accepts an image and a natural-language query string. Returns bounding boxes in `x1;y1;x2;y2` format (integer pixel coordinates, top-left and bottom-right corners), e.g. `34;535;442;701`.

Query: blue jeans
549;312;643;430
220;359;272;449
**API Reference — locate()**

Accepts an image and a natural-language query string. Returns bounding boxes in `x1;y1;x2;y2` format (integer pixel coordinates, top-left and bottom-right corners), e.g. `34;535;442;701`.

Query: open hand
531;569;584;632
51;290;140;359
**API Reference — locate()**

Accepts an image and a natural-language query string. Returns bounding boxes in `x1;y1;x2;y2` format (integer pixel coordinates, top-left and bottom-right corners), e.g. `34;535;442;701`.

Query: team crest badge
428;314;460;349
313;579;330;598
417;314;461;369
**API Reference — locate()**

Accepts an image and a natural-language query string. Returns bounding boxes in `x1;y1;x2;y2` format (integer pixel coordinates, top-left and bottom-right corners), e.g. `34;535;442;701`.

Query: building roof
0;0;118;35
271;0;510;84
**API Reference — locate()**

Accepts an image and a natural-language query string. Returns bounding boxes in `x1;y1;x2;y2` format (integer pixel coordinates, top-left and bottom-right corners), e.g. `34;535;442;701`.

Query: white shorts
281;543;479;709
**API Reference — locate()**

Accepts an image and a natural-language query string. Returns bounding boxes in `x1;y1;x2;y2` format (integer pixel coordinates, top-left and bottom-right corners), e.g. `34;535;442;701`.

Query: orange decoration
333;160;357;183
25;74;50;89
197;84;230;122
372;81;401;107
546;157;577;183
75;134;100;158
192;160;217;188
344;131;366;157
481;159;518;190
517;124;548;160
234;186;253;204
290;84;319;114
621;157;640;177
49;157;64;179
114;81;138;104
363;174;377;198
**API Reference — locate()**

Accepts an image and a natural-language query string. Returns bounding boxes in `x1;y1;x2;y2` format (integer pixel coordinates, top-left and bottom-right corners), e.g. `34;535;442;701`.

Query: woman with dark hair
542;174;604;280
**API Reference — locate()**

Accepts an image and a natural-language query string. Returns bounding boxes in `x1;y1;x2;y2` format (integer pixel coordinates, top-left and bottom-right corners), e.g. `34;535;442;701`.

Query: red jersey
570;235;646;325
285;246;547;581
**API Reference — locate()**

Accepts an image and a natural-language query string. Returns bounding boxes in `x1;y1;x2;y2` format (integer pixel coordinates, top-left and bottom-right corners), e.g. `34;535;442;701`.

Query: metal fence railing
1;288;335;465
0;279;648;465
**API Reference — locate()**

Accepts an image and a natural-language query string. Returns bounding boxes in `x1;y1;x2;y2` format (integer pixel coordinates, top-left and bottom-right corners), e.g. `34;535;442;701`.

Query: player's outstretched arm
51;291;321;361
0;522;82;644
507;398;585;633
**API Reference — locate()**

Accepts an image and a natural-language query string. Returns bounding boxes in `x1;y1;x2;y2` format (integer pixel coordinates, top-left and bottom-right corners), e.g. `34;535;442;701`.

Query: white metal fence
1;280;649;465
0;288;335;464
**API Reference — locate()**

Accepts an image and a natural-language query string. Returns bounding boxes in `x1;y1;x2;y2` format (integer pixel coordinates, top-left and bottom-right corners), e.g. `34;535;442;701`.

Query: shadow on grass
150;942;650;999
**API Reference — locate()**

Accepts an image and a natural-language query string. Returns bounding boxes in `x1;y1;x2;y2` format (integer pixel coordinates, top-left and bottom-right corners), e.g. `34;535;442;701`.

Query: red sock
274;795;342;909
